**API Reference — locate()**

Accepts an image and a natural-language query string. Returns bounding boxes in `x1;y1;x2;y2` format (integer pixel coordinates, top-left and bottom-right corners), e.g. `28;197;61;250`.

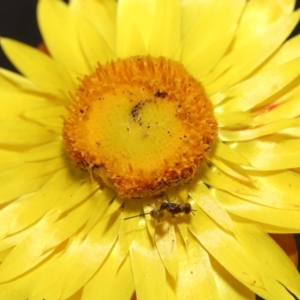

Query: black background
0;1;300;299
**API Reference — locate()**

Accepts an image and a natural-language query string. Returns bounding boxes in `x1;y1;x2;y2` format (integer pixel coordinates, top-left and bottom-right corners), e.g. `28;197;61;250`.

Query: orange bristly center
63;56;217;198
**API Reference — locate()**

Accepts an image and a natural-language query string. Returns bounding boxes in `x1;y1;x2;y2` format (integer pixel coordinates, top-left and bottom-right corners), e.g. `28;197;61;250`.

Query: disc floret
63;56;217;198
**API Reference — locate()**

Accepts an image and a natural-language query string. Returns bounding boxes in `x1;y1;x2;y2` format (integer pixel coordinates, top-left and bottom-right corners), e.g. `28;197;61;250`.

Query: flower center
63;56;217;198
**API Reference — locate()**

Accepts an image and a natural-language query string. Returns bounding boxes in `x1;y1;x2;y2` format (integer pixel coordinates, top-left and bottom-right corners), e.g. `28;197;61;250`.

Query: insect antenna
124;212;150;220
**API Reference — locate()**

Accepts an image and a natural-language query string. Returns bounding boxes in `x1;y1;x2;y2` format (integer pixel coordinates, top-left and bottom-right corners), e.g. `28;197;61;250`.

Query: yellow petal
23;141;64;162
130;219;166;300
0;149;23;172
209;156;250;182
77;190;119;238
235;0;296;46
0;168;75;237
181;0;245;77
0;120;57;145
116;0;155;57
205;10;300;94
0;140;61;173
205;162;300;210
0;214;59;282
235;222;300;299
201;164;254;196
213;141;250;166
260;34;300;71
33;211;121;299
247;169;300;210
37;0;90;75
78;17;115;68
82;251;134;300
44;193;99;252
186;30;236;80
230;136;300;170
117;0;180;58
0;256;51;299
0;90;51;122
118;200;141;262
0;226;32;254
189;181;234;232
253;84;300;125
189;209;265;295
215;56;300;113
0;68;40;92
1;38;76;99
176;231;218;299
219;118;299;141
51;178;96;212
0;158;66;205
155;222;178;281
214;111;254;129
147;0;180;57
71;0;117;51
214;189;300;231
211;257;255;300
36;207;121;299
23;105;66;129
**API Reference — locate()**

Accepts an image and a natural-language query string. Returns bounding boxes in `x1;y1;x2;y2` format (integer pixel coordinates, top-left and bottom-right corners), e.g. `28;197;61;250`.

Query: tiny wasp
124;201;196;222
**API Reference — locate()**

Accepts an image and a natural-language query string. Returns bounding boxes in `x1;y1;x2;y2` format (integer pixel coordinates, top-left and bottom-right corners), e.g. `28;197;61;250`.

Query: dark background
0;0;300;299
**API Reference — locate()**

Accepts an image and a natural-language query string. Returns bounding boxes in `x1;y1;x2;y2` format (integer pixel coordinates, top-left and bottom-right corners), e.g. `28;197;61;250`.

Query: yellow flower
1;0;300;299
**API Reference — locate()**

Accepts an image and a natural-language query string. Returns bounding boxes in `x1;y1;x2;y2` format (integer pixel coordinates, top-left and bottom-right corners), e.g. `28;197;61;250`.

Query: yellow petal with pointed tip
37;0;90;75
211;257;255;300
0;214;59;282
44;195;99;252
78;17;114;68
209;156;250;182
82;252;134;300
189;181;234;232
0;158;66;205
213;141;250;166
155;223;178;281
71;0;117;51
181;0;245;77
189;210;265;295
23;141;64;162
130;219;166;300
214;189;300;231
235;222;300;299
0;91;50;122
118;200;141;262
214;111;253;129
23;105;66;129
116;0;154;57
0;256;53;299
205;10;300;93
230;136;300;170
0;67;40;92
215;57;300;113
201;164;254;196
59;211;121;298
1;38;76;99
0;168;74;236
0;120;57;145
219;118;299;141
31;207;120;300
147;0;180;57
247;169;300;210
176;231;218;299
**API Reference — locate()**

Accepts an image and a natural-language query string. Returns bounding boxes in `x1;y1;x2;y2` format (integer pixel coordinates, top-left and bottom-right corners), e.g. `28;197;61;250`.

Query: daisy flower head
1;0;300;299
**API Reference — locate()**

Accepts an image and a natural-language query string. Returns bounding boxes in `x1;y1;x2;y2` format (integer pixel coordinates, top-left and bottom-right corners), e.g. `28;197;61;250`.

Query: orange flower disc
63;56;217;198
